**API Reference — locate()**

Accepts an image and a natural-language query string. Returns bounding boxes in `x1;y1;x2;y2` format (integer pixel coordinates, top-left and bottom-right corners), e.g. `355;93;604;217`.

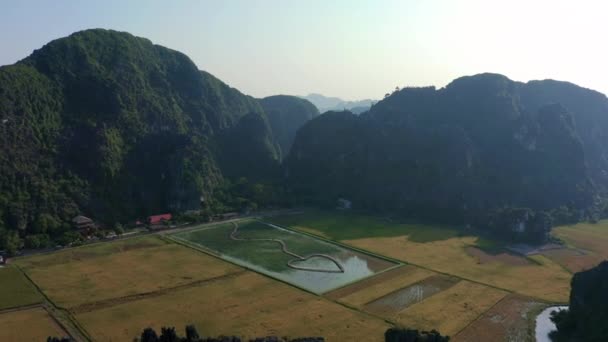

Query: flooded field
364;275;458;314
535;306;568;342
171;221;397;293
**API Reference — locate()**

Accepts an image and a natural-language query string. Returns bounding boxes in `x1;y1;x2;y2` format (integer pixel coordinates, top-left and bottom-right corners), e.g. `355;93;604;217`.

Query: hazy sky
1;0;606;100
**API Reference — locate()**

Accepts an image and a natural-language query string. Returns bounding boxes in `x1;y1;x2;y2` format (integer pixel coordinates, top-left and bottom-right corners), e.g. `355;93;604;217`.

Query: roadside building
72;215;96;235
147;214;173;229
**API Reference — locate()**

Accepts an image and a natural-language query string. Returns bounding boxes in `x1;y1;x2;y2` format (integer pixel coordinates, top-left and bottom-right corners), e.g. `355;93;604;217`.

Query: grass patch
0;266;43;310
0;307;68;341
173;221;340;272
268;210;463;242
15;236;241;308
75;271;391;342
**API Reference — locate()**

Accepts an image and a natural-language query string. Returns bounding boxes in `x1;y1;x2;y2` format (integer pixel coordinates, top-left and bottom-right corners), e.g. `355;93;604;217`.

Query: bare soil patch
394;280;508;336
454;294;543;342
466;247;531;266
541;248;604;273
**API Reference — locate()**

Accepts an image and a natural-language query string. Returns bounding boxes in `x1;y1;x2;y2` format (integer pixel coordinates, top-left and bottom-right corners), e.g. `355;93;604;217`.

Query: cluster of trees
384;328;449;342
46;337;72;342
136;325;324;342
49;325;449;342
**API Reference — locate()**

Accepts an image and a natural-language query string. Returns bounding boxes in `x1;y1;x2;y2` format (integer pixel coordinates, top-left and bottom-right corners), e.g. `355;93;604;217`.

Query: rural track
229;222;345;273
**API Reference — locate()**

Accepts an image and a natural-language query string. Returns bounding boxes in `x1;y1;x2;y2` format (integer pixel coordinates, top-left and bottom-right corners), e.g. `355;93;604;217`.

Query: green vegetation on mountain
3;29;608;250
260;95;319;159
288;74;608;242
0;29;281;251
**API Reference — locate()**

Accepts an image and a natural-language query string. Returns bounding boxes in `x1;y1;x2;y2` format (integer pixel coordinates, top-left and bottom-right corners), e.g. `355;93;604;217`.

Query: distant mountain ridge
300;93;376;114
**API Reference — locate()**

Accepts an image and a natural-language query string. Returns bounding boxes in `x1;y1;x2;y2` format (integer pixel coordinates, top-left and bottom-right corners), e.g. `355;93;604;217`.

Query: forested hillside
3;29;608;251
0;29;280;251
288;74;608;241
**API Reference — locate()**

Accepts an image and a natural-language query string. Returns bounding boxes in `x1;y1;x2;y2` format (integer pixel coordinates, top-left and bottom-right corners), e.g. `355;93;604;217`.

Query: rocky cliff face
288;74;602;224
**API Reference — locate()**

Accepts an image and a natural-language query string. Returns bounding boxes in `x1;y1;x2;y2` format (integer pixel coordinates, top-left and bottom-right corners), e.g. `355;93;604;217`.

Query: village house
72;215;96;235
147;213;172;229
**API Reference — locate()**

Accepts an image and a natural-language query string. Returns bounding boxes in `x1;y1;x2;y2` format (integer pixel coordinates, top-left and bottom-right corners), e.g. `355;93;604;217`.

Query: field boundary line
451;291;511;338
69;270;247;314
0;303;44;315
12;264;91;342
43;305;75;341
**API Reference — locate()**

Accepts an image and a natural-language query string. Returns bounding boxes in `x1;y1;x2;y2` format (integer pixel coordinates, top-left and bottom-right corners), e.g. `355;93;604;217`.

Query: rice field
545;220;608;272
0;307;69;341
7;211;605;341
0;265;43;310
75;271;391;341
170;220;396;293
268;211;572;302
15;235;242;309
454;294;543;342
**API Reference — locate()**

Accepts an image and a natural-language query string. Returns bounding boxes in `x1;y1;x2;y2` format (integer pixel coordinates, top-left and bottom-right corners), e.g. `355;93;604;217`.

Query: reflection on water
535;306;568;342
223;253;376;293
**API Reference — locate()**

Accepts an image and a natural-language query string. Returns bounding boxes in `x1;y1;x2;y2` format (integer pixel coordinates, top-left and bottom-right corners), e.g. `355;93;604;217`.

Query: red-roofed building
148;213;172;225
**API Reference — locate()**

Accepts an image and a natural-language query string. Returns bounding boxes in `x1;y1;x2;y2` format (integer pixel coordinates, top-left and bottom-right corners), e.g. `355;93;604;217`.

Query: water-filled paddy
364;275;458;314
171;221;397;293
